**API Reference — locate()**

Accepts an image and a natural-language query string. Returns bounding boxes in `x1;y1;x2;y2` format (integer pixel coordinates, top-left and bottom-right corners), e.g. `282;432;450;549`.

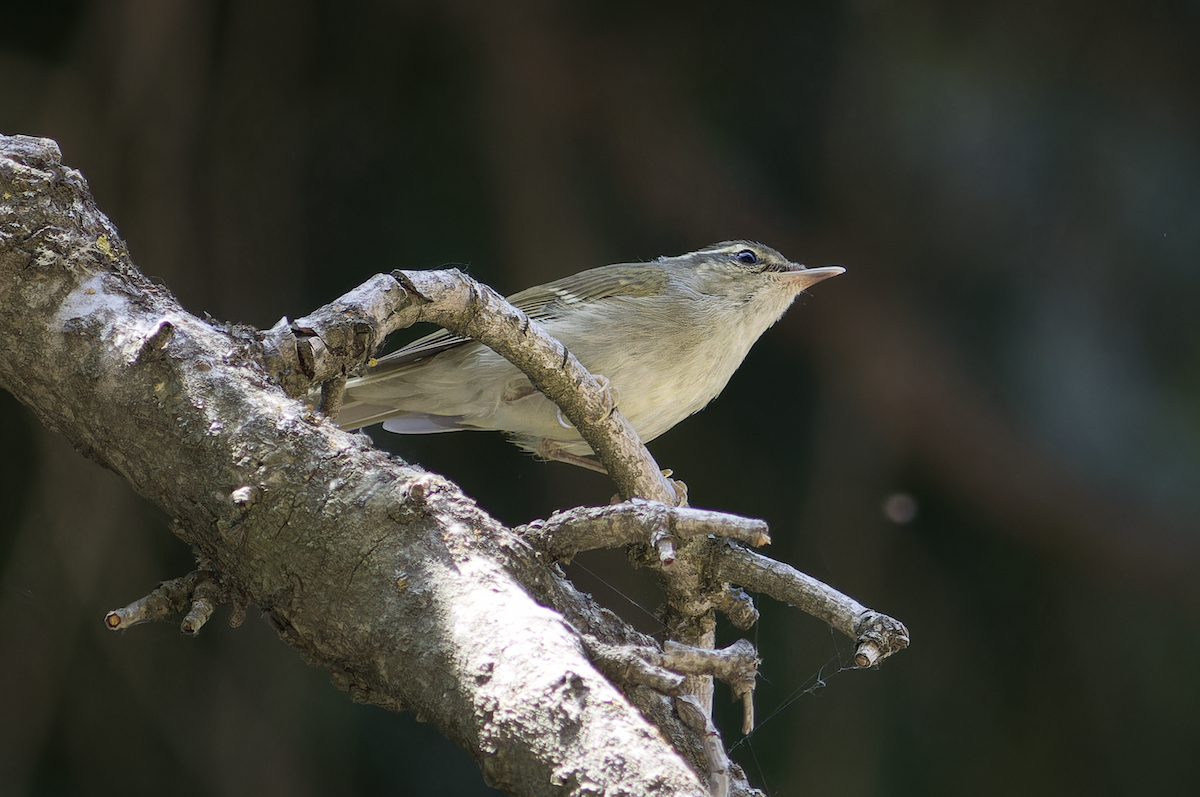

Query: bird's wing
362;263;668;375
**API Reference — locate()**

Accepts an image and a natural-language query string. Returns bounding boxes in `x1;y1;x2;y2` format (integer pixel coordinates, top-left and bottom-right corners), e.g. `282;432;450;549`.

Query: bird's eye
735;249;759;265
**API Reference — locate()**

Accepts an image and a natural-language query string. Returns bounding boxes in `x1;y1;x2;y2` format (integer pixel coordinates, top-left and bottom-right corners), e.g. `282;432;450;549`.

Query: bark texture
0;134;906;797
0;134;710;796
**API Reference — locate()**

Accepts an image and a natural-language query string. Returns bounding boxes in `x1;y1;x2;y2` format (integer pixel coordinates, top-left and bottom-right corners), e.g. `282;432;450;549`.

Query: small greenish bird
335;241;843;470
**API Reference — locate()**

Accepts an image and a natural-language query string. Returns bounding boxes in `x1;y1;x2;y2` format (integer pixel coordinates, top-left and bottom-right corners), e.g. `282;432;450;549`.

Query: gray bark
0;133;710;796
0;134;906;797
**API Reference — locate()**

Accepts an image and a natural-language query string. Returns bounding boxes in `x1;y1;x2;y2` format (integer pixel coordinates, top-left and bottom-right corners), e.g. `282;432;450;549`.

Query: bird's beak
781;265;846;290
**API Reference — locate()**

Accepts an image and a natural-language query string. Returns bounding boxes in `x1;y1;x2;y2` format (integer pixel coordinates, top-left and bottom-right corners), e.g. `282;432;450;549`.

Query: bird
333;241;843;470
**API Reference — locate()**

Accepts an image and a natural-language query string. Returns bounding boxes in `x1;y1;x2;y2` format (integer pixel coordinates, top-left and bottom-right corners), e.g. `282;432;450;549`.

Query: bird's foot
535;440;609;474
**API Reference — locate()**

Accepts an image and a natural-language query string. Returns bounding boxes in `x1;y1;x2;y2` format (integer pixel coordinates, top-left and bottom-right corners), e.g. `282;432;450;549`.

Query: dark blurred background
3;1;1199;795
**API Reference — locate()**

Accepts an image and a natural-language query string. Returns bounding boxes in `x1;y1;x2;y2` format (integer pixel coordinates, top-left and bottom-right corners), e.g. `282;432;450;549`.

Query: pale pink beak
780;265;845;290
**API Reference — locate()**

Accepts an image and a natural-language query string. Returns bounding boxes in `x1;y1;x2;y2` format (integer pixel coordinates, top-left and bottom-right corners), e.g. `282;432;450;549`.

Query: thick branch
1;133;905;797
0;134;711;796
267;254;744;725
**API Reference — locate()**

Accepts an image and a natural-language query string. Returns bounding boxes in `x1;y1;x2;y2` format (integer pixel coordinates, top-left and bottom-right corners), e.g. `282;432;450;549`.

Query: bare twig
516;498;770;563
104;567;239;636
581;634;687;694
104;572;203;631
715;545;910;667
661;640;758;735
675;694;734;797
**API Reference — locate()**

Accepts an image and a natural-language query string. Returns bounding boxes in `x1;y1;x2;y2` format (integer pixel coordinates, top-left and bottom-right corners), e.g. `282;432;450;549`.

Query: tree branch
715;546;910;667
515;499;770;564
1;133;907;797
264;267;682;505
0;134;710;796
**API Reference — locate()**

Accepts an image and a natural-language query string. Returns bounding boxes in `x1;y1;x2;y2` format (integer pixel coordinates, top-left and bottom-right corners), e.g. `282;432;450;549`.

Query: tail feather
334;397;468;435
332;399;406;431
